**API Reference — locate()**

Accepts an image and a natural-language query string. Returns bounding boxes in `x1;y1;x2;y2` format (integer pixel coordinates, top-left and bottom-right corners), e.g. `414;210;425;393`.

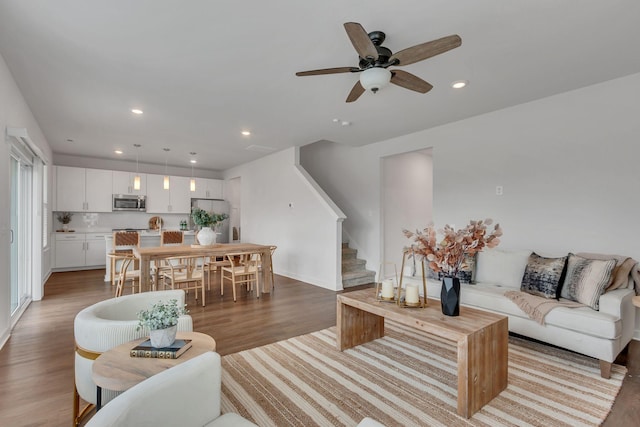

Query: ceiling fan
296;22;461;103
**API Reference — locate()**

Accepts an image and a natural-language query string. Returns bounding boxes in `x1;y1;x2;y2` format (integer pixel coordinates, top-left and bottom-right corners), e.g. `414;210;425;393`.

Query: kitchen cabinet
113;171;147;195
146;174;191;214
55;232;108;269
55;166;112;212
192;178;223;199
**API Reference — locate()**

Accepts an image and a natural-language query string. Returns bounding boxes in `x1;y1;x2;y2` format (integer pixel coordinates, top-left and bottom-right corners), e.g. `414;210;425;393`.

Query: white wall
223;147;345;290
0;52;52;347
301;72;640;337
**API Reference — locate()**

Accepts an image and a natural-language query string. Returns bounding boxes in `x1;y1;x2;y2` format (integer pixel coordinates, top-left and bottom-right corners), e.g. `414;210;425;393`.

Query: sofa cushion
520;253;567;299
475;249;532;289
561;254;616;310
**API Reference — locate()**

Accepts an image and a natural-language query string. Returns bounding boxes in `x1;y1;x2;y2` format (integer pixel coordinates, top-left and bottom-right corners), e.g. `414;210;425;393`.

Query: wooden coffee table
337;288;508;418
92;331;216;410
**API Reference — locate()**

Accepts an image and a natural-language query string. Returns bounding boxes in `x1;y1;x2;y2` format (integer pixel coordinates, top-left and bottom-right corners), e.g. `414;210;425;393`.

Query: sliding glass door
10;150;33;317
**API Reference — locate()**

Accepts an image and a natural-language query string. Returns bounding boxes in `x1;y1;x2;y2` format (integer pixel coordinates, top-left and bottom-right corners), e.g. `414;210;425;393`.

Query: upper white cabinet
192;178;223;199
55;166;85;211
56;166;112;212
146;174;191;214
113;171;147;195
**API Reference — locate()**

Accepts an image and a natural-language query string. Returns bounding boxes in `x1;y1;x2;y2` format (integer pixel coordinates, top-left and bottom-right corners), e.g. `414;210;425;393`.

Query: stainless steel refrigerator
190;198;231;243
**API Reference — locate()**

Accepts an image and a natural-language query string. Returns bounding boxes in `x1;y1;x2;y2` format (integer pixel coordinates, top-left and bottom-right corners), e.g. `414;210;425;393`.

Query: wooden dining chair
109;231;140;288
108;253;141;297
204;256;231;292
160;255;206;306
155;230;187;285
221;252;261;302
265;245;277;291
160;230;183;245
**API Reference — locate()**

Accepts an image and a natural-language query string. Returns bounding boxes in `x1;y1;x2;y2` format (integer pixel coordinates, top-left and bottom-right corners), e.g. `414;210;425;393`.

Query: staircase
341;242;376;288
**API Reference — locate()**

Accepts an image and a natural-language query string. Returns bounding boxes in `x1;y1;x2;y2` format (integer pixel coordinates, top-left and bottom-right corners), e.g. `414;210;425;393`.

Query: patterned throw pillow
520;253;567;299
426;253;477;284
560;253;616;310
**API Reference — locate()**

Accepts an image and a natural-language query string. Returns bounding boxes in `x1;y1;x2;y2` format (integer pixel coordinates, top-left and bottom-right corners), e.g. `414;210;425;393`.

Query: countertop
55;229;196;235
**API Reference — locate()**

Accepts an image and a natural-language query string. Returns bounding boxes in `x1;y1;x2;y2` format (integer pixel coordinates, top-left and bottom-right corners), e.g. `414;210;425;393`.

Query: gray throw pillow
560;253;616;310
520;253;567;299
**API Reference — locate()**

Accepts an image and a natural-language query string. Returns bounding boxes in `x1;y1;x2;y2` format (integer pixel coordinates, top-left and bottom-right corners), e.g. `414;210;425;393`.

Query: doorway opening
381;148;433;274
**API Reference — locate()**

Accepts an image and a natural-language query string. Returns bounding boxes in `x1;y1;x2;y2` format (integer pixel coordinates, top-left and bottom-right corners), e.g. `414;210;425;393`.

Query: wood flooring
0;269;637;426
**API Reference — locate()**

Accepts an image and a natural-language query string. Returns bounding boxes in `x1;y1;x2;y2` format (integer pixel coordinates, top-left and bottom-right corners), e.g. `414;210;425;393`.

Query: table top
133;242;271;259
338;288;507;342
92;331;216;392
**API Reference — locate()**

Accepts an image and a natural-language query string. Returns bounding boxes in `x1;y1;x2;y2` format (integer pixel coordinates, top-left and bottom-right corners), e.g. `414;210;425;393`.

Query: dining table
133;243;273;293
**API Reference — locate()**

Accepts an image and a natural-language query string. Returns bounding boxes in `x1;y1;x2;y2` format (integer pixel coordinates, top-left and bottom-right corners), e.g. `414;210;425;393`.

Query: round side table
92;331;216;410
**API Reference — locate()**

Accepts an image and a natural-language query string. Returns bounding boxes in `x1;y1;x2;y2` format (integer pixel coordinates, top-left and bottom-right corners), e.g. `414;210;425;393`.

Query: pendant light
189;152;197;192
163;148;170;190
133;144;141;190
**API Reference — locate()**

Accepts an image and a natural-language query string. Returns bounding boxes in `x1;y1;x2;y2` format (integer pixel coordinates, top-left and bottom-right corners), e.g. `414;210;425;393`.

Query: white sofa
403;249;637;378
74;290;193;425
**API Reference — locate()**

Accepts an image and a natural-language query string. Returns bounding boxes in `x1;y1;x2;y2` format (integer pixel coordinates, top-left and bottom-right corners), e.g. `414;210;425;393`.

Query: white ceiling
1;1;639;171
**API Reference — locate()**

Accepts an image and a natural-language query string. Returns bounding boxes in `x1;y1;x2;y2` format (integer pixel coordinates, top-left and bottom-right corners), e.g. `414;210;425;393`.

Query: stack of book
129;339;192;359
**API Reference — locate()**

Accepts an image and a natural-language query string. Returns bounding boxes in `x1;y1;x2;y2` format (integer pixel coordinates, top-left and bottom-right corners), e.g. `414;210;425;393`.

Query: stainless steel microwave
112;194;146;212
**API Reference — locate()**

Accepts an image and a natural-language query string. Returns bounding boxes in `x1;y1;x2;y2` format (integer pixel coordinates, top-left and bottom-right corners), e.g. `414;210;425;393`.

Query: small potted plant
56;212;73;231
191;207;229;246
137;299;188;348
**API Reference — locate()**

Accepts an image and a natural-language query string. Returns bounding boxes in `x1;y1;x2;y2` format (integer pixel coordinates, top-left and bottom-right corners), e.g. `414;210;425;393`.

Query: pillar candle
405;284;420;304
381;279;395;299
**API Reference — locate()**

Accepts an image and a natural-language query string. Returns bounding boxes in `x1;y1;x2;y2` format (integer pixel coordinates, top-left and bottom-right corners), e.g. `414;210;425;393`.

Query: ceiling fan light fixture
359;67;391;93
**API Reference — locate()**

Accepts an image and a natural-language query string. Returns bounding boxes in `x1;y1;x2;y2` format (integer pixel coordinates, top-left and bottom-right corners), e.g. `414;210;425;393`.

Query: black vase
440;276;461;316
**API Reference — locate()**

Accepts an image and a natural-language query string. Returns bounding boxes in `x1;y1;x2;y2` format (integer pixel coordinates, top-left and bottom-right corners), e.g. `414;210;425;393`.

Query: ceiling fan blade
390;34;462;66
346;80;365;103
344;22;378;60
390;70;433;94
296;67;359;77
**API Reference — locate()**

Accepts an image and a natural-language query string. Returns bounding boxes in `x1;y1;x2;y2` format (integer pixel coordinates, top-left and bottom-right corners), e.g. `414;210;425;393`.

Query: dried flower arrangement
403;219;503;277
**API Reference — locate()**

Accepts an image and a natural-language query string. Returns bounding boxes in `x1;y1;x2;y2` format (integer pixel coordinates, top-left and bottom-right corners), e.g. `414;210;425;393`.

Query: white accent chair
73;290;193;426
85;352;256;427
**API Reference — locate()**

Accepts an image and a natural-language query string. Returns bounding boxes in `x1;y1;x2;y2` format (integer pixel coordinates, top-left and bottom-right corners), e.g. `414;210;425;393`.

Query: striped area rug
220;322;626;426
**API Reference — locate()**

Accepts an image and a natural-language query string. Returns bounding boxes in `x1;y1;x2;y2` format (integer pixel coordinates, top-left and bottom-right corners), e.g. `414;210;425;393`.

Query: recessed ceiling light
131;109;144;115
451;80;468;89
241;130;251;136
341;121;351;126
114;150;123;154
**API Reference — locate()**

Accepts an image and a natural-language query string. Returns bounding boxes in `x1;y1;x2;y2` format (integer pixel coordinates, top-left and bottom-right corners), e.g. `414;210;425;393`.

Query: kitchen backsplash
53;211;192;232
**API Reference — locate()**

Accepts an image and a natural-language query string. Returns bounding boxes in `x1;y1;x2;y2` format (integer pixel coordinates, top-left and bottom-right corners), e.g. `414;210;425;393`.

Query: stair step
342;247;357;260
342;270;376;288
342;258;367;273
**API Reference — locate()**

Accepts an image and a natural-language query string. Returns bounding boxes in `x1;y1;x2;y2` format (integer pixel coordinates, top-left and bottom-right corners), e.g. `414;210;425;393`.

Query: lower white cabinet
55;232;108;269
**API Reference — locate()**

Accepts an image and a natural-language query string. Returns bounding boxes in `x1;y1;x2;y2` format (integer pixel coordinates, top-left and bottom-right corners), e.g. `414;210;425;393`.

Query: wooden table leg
260;249;271;294
457;317;508;418
139;256;151;292
336;299;384;351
